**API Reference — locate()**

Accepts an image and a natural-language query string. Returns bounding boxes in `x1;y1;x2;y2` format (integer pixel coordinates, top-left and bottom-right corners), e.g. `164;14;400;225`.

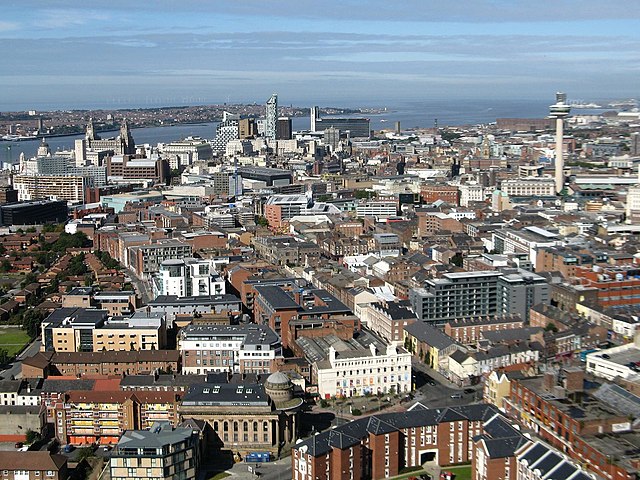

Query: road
223;459;292;480
0;338;41;380
127;268;153;304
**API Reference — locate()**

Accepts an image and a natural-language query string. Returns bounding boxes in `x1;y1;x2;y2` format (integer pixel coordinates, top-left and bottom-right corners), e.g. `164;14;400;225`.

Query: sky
1;0;639;110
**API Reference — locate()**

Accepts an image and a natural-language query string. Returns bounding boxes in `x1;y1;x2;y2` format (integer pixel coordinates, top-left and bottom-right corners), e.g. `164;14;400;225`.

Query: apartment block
292;403;517;480
52;390;179;446
110;422;199;480
129;239;193;278
179;324;282;375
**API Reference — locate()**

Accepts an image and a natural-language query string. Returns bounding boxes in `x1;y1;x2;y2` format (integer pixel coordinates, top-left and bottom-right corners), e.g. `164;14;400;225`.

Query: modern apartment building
129;239;193;278
492;226;561;265
410;271;501;324
52;390;179;446
41;308;166;353
110;422;199;480
179;324;282;375
264;194;311;227
409;270;549;324
152;258;225;298
13;174;94;203
41;308;108;353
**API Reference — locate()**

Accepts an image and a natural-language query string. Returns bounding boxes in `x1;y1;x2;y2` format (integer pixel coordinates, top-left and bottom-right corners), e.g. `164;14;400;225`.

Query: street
221;459;293;480
126;268;153;304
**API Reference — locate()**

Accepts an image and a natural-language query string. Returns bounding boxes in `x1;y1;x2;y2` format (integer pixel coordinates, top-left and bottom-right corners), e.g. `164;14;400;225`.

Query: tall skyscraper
549;92;571;194
276;117;292;140
310;106;320;132
265;94;278;140
631;132;640;156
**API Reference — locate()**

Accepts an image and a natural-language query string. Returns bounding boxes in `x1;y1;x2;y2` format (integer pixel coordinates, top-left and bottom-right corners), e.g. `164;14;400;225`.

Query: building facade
110;422;199;480
179;324;283;375
315;344;412;399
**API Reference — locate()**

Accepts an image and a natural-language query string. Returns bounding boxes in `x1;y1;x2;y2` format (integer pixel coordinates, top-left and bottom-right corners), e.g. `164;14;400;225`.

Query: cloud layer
1;1;638;109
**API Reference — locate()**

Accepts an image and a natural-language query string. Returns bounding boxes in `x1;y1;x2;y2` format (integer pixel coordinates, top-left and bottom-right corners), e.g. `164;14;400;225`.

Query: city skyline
1;0;639;110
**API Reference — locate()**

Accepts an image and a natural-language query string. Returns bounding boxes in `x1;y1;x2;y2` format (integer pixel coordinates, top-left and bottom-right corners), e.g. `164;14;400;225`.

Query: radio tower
549;92;571;194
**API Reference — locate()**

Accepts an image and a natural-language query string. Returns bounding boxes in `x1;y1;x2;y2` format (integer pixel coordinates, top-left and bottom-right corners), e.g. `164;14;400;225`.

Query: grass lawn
0;327;30;357
446;464;472;480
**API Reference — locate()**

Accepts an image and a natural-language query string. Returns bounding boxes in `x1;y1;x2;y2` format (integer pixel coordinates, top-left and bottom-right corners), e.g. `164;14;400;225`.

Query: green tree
0;259;11;272
67;254;88;276
22;309;45;339
26;429;41;444
450;252;464;268
0;348;10;365
256;216;268;227
545;322;559;333
21;272;38;288
76;447;95;462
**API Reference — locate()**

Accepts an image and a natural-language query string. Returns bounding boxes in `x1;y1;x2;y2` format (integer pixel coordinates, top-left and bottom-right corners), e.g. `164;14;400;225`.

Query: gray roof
404;322;459;350
180;323;280;346
43;307;108;328
253;285;300;310
294;403;504;458
296;330;386;364
482;326;543;343
120;374;206;389
116;422;195;451
181;382;270;407
42;378;95;393
149;294;241;306
592;383;640;417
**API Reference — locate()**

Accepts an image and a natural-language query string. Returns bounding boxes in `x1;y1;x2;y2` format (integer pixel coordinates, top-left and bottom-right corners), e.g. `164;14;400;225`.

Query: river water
0;99;610;162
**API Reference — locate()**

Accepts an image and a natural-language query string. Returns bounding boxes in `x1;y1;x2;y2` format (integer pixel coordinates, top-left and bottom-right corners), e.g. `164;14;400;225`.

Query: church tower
119;119;136;155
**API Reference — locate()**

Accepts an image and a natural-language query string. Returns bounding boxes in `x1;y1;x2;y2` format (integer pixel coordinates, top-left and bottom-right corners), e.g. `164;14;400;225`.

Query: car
602;354;610;359
428;381;436;386
14;442;23;449
450;393;462;399
103;446;111;452
63;444;74;453
464;388;475;394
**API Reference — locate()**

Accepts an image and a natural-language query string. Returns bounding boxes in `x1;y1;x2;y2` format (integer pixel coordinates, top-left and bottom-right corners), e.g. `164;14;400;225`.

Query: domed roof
265;372;291;386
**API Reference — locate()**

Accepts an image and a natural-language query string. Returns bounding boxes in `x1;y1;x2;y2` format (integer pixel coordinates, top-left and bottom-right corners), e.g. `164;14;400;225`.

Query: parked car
450;393;462;399
63;444;74;453
464;388;475;394
14;442;23;449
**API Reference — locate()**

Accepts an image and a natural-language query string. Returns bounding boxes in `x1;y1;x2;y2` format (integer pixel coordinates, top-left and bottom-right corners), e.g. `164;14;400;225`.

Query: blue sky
1;0;638;110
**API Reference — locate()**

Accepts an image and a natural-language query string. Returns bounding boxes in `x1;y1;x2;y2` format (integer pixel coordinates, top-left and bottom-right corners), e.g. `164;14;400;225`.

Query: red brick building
21;350;180;378
444;315;524;344
420;185;460;205
292;404;521;480
504;372;637;480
